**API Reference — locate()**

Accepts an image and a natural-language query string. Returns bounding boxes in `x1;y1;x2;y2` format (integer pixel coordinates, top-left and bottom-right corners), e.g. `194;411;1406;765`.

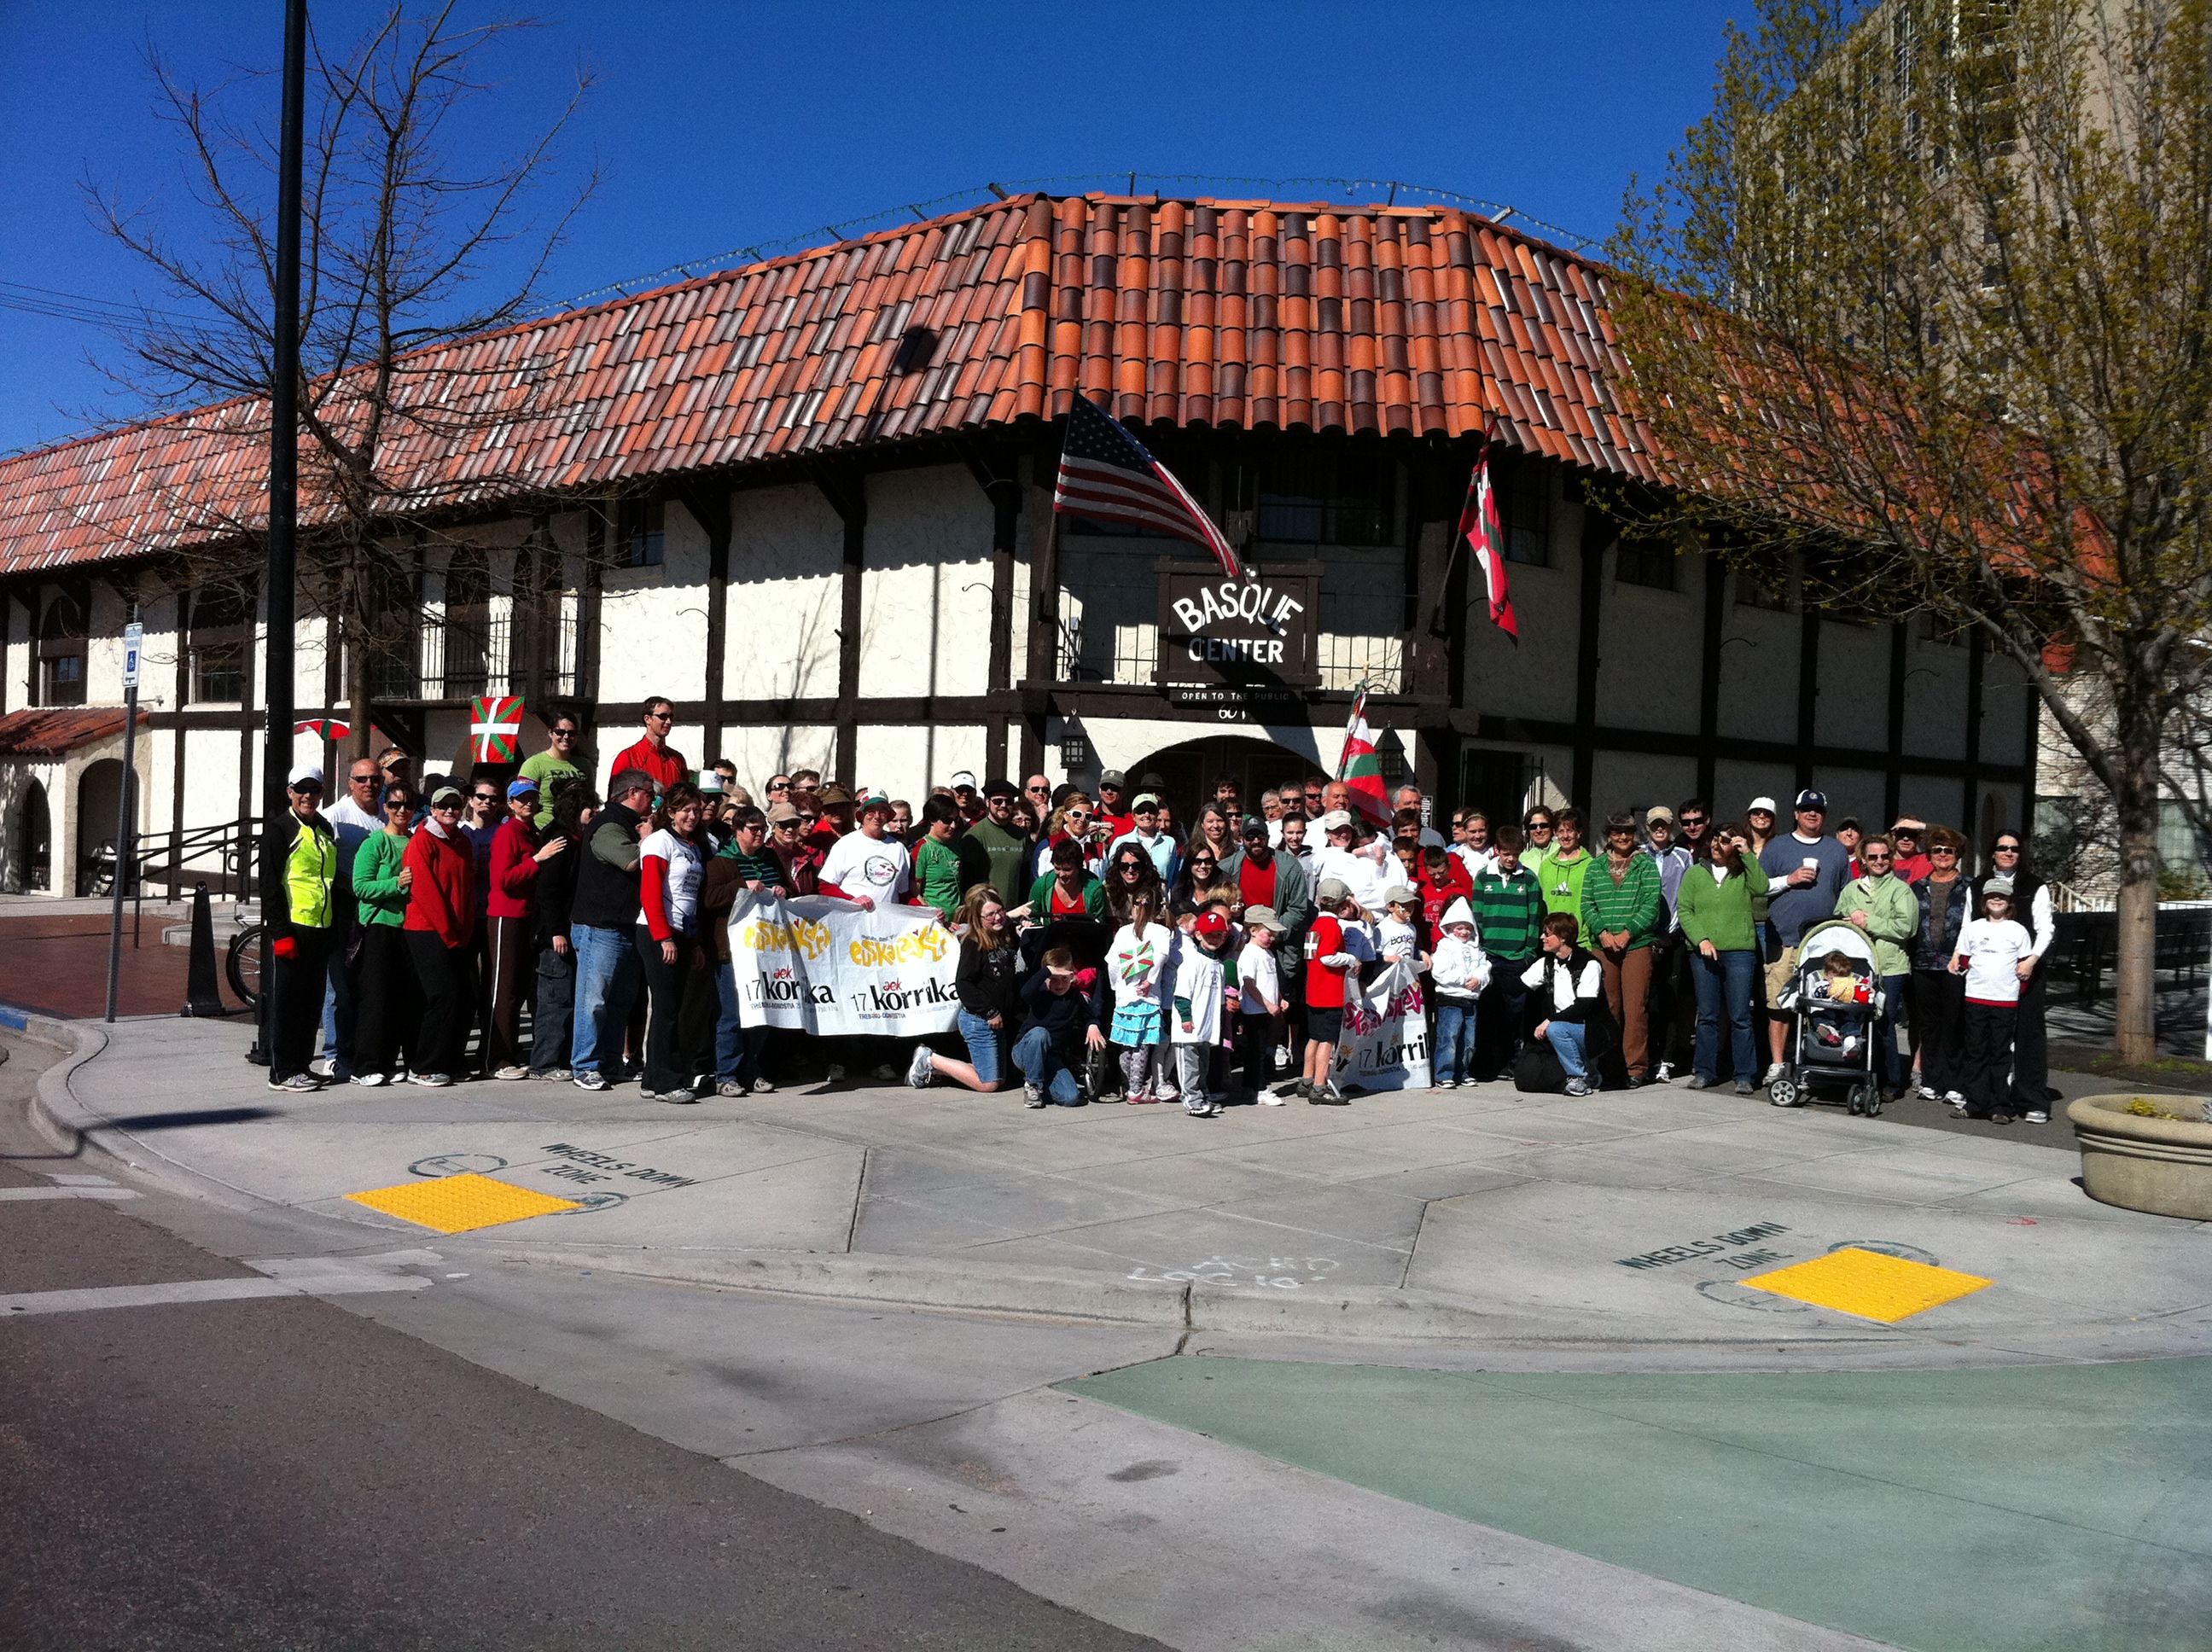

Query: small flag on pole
1458;430;1518;641
294;718;351;739
469;695;525;763
1336;685;1393;828
1053;393;1246;579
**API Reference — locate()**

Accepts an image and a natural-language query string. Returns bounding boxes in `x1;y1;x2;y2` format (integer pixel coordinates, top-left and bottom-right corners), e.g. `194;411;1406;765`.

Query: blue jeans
1548;1021;1590;1080
1691;947;1759;1082
570;921;643;1076
713;960;770;1085
958;1009;1005;1084
1433;997;1477;1085
1876;972;1909;1091
1013;1024;1083;1105
531;944;574;1073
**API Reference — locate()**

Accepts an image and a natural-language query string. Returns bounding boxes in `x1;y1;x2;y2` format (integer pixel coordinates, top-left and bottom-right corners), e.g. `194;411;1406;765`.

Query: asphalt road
0;1050;1160;1652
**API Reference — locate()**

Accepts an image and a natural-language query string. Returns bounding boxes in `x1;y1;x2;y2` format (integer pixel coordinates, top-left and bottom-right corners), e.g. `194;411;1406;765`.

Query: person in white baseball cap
262;762;338;1093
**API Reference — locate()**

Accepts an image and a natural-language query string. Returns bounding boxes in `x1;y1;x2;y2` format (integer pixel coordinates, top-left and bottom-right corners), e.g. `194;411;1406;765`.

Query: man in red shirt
807;782;857;854
1095;769;1134;840
607;696;686;797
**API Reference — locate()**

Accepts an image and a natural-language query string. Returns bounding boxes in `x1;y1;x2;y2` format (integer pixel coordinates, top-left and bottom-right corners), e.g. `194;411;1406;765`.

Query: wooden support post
1796;606;1821;792
814;470;867;788
1697;550;1725;804
1884;621;1908;825
677;485;732;767
1571;500;1608;811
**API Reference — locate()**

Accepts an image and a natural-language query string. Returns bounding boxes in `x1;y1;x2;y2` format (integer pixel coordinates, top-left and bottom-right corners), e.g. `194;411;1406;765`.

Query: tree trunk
2110;691;2163;1066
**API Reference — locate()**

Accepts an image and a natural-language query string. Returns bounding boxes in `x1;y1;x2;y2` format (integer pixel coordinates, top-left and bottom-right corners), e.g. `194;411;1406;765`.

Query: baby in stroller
1805;951;1874;1060
1770;918;1889;1114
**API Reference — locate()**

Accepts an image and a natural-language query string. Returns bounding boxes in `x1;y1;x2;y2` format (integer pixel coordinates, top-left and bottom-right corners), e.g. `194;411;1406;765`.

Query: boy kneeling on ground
1013;945;1108;1108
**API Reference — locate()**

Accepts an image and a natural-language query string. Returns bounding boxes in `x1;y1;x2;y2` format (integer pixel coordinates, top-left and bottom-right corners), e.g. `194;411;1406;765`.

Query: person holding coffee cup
1755;789;1855;1096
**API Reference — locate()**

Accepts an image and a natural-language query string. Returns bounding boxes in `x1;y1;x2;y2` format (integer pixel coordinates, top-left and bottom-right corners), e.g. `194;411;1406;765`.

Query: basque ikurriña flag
1458;433;1518;641
1053;393;1246;579
1336;686;1394;828
469;695;525;764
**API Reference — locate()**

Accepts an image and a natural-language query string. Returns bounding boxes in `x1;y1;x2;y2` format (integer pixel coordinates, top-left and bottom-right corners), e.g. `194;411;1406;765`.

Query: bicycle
227;922;266;1009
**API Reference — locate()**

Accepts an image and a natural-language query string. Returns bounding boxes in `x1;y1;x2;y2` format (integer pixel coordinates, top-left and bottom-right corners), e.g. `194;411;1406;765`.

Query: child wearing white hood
1429;896;1490;1089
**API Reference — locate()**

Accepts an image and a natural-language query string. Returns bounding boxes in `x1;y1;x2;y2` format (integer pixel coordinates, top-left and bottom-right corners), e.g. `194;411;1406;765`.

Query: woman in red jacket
404;784;478;1085
486;778;568;1079
637;782;710;1102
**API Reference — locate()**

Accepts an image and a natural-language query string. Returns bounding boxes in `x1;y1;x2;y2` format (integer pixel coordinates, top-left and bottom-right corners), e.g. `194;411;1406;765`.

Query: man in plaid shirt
1581;811;1665;1085
1468;826;1545;1080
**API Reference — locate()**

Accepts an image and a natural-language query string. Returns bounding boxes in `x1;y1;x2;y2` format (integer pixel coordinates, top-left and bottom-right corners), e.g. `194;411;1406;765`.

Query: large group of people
258;697;2054;1127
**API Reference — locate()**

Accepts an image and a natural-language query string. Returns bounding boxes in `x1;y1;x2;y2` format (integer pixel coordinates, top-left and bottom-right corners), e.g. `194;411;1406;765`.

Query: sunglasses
1994;843;2022;852
1931;846;1958;856
1679;816;1707;826
772;820;798;830
647;712;673;722
473;794;499;805
433;800;462;812
1863;852;1892;862
550;728;578;739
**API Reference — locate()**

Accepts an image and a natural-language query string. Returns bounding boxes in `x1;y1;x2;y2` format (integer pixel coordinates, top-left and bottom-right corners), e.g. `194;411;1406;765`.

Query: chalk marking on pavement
3;1253;438;1317
0;1186;140;1201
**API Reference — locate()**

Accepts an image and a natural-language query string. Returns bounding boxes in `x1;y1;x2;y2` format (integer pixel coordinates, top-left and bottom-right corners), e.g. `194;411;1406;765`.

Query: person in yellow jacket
263;763;338;1092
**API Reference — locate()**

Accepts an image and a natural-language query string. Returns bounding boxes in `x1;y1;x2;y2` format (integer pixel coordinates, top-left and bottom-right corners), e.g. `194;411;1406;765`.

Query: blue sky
0;1;1743;457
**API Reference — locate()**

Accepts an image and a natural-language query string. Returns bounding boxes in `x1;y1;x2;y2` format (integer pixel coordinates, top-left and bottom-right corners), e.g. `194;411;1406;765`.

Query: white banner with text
1332;959;1431;1091
726;891;960;1037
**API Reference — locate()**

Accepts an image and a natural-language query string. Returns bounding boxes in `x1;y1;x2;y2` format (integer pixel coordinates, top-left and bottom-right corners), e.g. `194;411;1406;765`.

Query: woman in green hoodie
1675;823;1771;1094
1834;833;1917;1101
348;782;419;1085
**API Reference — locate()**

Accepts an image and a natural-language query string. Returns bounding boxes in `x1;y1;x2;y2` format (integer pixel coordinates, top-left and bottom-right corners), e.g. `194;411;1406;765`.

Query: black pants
352;924;420;1079
1912;969;1966;1096
271;925;332;1081
2012;970;2051;1109
483;914;532;1076
1473;965;1530;1080
635;926;698;1096
1237;1010;1275;1094
1648;933;1694;1071
406;932;477;1079
1962;1000;2019;1119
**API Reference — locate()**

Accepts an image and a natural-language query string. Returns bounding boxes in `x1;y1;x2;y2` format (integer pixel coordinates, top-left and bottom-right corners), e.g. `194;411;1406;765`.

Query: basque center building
0;191;2030;896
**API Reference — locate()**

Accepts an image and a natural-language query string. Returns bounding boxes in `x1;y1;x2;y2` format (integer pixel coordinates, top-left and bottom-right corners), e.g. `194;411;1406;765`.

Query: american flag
1053;394;1245;578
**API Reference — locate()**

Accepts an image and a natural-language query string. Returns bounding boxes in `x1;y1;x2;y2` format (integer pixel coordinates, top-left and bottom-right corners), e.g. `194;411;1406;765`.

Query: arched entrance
1119;736;1327;818
76;759;125;896
15;779;50;893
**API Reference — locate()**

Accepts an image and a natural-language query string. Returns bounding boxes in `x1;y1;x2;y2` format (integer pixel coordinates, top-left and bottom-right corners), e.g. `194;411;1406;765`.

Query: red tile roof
0;193;1656;576
0;706;148;757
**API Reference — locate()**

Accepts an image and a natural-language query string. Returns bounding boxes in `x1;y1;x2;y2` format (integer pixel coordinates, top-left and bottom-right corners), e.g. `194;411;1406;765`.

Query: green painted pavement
1064;1356;2212;1651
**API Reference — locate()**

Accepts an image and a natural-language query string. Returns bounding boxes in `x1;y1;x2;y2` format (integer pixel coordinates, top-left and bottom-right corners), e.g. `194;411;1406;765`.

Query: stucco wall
859;465;995;699
1593;549;1704;737
855;721;987;805
726;483;843;702
595;503;712;713
1715;590;1802;745
1813;619;1893;751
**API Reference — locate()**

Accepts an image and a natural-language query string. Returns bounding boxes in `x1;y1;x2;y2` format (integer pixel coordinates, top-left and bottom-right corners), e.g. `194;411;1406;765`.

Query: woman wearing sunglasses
1835;834;1918;1102
1909;827;1973;1104
1971;834;2056;1123
348;784;421;1085
765;801;823;895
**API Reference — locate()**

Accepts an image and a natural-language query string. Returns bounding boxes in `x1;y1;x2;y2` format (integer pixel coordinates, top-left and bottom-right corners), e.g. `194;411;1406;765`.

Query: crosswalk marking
0;1186;141;1201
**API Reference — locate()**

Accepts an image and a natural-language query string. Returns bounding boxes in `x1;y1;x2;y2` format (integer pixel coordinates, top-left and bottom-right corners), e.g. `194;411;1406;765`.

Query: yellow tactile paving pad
1743;1248;1992;1323
346;1172;582;1234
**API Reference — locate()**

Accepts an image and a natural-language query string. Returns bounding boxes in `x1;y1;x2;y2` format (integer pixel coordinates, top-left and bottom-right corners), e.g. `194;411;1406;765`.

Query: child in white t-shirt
1950;884;2035;1123
1237;906;1288;1103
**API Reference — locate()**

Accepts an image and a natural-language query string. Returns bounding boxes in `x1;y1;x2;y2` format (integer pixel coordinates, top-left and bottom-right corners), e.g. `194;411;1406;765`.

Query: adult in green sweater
1676;823;1770;1095
1028;835;1109;918
348;782;421;1085
1835;832;1918;1101
1535;808;1594;938
1580;811;1665;1085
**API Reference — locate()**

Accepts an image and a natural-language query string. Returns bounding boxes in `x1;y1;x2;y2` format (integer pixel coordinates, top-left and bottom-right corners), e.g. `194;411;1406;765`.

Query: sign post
103;615;143;1023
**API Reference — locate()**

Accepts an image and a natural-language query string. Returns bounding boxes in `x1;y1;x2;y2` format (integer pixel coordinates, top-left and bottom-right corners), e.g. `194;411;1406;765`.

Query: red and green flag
1336;686;1393;827
1458;427;1518;641
469;695;525;763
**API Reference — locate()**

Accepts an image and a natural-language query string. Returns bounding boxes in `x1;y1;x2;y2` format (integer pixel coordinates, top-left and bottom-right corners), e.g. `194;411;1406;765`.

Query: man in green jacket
1536;807;1594;937
1581;811;1665;1085
1836;833;1917;1100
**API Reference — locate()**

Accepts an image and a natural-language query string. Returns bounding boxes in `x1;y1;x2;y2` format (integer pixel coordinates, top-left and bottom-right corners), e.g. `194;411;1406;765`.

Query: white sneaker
348;1073;388;1088
907;1045;934;1088
1023;1084;1045;1108
493;1065;529;1081
750;1077;777;1094
1946;1091;1968;1109
1260;1093;1285;1106
309;1056;336;1079
1655;1062;1674;1083
410;1073;452;1088
1761;1062;1786;1086
2023;1108;2050;1125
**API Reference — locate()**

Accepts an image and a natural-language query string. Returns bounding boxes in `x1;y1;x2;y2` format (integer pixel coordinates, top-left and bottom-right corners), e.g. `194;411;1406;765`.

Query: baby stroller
1768;917;1889;1117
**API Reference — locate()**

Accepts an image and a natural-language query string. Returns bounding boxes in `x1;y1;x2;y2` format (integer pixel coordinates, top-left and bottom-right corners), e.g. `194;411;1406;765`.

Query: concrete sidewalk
38;1014;2211;1368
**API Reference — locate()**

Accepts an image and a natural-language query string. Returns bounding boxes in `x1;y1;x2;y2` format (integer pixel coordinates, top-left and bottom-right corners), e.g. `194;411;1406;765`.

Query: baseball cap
1982;875;2015;899
1381;883;1419;907
1132;793;1162;811
1242;905;1286;934
766;801;801;823
1238;814;1267;838
1318;809;1354;832
857;793;895;816
1194;910;1231;939
1795;788;1828;811
506;779;539;800
430;783;464;806
1099;769;1127;788
287;763;323;788
1316;878;1353;905
948;771;979;791
698;772;725;794
1747;795;1778;815
1644;805;1674;826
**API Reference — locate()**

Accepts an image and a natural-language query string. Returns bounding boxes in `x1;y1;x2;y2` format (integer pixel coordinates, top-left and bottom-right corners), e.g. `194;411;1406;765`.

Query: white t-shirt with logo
819;829;911;904
639;828;705;935
1956;916;2034;1005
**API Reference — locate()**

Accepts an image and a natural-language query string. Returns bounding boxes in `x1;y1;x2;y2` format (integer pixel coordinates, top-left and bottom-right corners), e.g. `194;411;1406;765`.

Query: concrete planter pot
2068;1094;2212;1220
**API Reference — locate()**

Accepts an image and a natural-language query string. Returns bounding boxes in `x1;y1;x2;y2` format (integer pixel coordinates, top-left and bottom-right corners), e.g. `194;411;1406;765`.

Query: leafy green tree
1610;0;2212;1062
